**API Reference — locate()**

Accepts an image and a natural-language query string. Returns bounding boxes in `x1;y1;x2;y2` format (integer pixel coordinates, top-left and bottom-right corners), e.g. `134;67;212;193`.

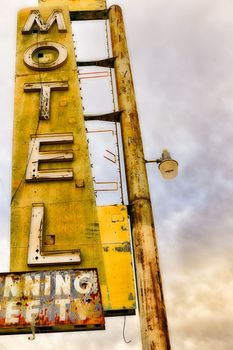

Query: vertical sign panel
11;5;106;288
98;205;136;315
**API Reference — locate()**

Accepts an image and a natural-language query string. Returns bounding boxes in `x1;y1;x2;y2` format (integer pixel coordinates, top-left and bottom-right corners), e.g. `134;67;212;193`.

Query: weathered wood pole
109;5;171;350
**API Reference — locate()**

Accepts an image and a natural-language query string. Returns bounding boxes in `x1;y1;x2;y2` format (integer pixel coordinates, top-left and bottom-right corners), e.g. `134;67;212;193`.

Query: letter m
22;10;67;34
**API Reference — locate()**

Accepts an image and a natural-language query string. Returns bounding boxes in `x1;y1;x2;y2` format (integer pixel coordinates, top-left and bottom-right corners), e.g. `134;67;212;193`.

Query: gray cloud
166;259;233;350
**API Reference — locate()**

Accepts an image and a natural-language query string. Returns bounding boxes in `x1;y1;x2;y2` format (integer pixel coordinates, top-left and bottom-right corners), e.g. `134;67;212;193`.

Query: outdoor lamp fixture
145;149;178;179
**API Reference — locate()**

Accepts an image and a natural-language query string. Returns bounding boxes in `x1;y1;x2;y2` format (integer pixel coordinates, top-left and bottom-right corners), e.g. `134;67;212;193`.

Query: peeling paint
0;269;104;334
114;242;130;253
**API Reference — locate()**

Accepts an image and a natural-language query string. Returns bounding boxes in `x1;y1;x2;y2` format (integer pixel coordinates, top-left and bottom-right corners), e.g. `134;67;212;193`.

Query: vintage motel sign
9;0;135;333
11;1;105;279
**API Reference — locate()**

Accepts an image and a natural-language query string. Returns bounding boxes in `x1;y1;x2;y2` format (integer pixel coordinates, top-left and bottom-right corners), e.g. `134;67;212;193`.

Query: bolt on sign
9;0;135;334
0;269;104;333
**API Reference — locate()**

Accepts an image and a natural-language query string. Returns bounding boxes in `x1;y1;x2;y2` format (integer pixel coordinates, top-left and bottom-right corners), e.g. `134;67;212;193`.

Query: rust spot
128;293;133;301
44;234;55;245
151;341;156;350
114;242;130;252
11;276;20;281
136;247;144;266
75;179;85;188
149;262;170;344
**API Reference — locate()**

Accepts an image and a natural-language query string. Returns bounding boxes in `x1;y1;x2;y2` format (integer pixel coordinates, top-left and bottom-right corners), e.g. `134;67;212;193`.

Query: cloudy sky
0;0;233;349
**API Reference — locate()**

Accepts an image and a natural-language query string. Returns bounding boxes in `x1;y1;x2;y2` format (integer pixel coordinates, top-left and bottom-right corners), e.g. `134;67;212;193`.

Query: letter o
23;41;68;70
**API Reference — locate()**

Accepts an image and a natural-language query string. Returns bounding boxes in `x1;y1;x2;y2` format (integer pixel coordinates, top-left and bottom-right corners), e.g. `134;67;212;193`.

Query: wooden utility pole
109;6;171;349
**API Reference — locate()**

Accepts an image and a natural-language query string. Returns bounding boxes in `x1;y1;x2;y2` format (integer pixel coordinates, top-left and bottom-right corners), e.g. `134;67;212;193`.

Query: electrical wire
104;18;124;204
123;316;132;344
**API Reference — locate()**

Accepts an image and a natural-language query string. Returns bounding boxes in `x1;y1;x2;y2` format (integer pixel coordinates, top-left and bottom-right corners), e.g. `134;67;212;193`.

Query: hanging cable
104;18;124;204
123;315;132;344
28;314;36;341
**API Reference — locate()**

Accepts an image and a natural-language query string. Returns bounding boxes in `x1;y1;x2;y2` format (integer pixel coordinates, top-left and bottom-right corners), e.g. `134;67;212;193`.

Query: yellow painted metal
98;205;136;314
39;0;106;11
11;6;105;287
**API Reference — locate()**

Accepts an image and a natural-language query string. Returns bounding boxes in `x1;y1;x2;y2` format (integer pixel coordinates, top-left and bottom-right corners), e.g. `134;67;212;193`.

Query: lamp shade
158;159;178;180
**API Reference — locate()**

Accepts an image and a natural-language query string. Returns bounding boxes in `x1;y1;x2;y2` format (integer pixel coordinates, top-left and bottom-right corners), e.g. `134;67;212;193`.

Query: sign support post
109;6;171;349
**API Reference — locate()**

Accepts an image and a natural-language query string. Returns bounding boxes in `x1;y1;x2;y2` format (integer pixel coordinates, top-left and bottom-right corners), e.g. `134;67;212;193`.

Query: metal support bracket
77;57;116;68
84;111;122;122
70;10;108;21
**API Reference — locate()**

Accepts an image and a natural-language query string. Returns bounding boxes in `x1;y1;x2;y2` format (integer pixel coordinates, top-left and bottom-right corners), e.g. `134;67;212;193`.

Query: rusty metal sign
0;269;104;334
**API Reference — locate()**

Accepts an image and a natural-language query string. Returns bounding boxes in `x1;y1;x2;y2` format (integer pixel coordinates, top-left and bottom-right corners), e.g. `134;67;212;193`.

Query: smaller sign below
0;269;104;334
